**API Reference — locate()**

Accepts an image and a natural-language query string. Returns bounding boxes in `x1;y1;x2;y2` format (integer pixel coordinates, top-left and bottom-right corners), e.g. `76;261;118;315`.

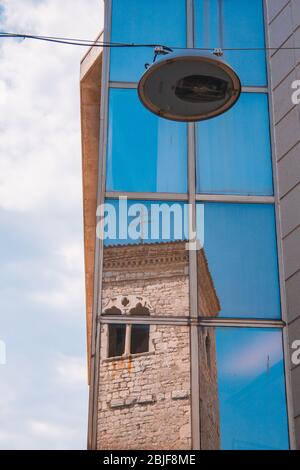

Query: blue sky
0;0;103;449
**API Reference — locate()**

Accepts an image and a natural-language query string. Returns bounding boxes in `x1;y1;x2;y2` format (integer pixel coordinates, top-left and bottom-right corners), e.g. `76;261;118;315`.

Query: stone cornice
103;241;189;272
102;241;220;318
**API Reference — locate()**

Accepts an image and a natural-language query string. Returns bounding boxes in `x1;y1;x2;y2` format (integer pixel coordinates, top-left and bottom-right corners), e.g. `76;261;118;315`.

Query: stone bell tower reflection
197;250;221;450
97;241;220;450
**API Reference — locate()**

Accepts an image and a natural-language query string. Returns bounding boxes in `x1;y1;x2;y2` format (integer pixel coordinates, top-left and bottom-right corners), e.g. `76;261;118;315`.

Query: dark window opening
108;324;126;358
130;324;150;354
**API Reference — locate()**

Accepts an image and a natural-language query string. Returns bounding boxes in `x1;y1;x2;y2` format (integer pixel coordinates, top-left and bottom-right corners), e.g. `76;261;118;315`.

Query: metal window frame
87;0;295;451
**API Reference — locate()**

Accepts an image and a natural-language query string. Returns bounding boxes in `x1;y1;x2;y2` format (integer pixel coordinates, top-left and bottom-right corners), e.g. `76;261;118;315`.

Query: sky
0;0;104;450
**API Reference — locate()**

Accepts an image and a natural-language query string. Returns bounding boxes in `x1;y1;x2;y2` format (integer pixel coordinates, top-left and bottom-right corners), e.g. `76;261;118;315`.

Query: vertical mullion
187;0;201;451
218;0;224;48
125;324;132;355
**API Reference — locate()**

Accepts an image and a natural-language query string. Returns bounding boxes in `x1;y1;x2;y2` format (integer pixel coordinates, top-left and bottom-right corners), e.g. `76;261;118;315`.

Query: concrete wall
266;0;300;449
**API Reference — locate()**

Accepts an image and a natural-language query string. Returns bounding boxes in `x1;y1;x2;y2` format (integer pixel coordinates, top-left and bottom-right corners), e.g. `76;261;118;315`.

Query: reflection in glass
195;0;267;86
99;324;191;449
102;241;190;319
108;324;126;358
196;93;273;196
107;89;187;194
131;325;150;354
198;203;281;319
200;328;289;450
110;0;186;82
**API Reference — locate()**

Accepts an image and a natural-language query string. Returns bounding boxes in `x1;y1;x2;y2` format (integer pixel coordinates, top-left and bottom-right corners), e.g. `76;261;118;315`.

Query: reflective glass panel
195;0;267;86
131;325;150;354
101;199;190;318
107;89;188;194
196;93;273;196
198;203;281;319
108;324;126;358
110;0;187;82
99;323;191;449
199;327;289;450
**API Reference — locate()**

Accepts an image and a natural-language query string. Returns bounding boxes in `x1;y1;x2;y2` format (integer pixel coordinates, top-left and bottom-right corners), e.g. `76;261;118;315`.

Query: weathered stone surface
137;395;156;405
171;390;190;400
98;325;192;450
110;399;125;409
97;241;220;450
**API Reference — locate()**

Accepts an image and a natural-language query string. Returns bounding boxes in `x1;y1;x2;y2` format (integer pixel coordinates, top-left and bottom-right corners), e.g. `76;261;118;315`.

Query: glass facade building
81;0;298;451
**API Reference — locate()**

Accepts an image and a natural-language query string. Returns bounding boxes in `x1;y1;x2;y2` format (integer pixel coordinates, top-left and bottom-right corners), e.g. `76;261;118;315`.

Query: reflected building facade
80;0;298;451
97;241;220;450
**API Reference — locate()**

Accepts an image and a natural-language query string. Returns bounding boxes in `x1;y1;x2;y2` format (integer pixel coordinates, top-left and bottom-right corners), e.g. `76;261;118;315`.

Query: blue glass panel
195;0;267;86
213;328;289;450
107;89;188;193
196;93;273;196
110;0;186;82
101;199;191;318
198;203;281;319
103;199;189;246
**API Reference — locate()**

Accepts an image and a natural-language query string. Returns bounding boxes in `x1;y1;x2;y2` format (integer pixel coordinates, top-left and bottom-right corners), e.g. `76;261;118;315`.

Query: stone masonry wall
199;327;220;450
97;242;220;449
102;273;189;318
97;325;191;450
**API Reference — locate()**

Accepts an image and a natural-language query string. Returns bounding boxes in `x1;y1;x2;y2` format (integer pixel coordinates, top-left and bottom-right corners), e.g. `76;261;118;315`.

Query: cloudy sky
0;0;103;449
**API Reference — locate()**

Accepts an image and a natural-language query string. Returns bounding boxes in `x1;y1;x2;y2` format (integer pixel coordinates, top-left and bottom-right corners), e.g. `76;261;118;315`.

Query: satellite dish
138;50;241;122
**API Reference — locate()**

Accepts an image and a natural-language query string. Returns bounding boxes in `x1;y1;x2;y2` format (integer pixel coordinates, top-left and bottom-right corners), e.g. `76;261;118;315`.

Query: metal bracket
145;45;173;69
213;48;224;57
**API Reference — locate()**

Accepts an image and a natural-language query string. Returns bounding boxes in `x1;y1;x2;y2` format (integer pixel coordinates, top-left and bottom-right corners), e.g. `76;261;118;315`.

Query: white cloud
0;0;103;450
55;354;87;387
29;272;85;311
55;241;85;272
0;431;20;443
29;420;75;440
28;240;85;312
0;0;103;212
221;331;283;377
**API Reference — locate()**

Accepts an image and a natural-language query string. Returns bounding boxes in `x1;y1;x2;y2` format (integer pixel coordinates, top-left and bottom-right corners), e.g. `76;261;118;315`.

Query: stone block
171;390;190;400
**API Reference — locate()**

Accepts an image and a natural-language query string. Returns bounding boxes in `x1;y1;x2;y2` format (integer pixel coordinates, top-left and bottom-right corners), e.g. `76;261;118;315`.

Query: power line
0;32;300;51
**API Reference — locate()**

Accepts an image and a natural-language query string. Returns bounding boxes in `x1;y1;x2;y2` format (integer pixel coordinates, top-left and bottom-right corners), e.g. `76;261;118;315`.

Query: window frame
106;323;151;360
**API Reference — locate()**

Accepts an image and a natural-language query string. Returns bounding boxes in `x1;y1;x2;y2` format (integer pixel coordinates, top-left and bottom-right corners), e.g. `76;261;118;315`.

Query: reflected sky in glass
110;0;186;82
215;328;289;450
199;203;281;319
196;93;274;196
195;0;267;86
106;89;188;194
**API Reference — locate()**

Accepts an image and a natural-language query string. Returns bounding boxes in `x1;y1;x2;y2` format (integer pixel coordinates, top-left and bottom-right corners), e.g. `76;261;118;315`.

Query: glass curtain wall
97;0;291;450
